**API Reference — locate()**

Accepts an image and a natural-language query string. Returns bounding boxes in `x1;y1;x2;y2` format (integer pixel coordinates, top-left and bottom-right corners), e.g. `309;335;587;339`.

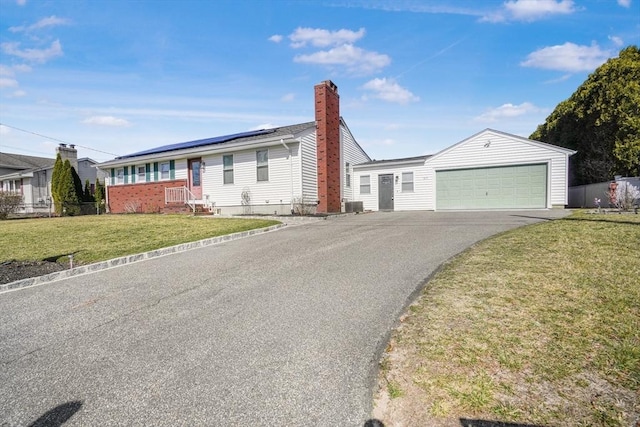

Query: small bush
613;181;640;211
0;191;23;219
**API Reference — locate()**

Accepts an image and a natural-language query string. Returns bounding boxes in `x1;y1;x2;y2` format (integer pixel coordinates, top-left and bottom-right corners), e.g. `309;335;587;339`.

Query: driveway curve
0;210;569;426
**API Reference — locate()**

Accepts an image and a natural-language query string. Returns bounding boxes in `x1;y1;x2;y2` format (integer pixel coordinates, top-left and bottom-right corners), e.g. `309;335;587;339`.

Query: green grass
0;215;280;264
377;211;640;426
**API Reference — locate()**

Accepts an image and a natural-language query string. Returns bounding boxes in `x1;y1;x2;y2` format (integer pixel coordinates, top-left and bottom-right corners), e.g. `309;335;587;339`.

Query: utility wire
0;122;120;157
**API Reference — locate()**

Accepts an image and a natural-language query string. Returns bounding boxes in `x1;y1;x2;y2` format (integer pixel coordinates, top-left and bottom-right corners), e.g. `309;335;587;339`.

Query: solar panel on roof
115;128;277;160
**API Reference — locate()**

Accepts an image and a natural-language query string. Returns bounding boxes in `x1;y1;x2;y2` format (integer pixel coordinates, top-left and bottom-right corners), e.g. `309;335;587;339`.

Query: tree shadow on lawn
559;216;640;226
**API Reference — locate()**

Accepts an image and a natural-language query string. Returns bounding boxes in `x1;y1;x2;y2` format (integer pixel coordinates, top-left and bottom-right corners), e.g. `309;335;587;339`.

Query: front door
188;158;202;199
378;174;394;211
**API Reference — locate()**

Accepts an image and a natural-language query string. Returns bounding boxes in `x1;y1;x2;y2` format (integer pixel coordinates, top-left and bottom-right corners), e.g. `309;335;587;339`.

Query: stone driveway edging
0;223;286;294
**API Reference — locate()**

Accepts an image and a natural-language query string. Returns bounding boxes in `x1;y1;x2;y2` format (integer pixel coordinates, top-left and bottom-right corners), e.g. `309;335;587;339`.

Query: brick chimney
56;143;78;171
315;80;341;213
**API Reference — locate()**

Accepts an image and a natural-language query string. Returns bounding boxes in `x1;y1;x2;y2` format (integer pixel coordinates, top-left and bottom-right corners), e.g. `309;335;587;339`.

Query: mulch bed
0;261;67;285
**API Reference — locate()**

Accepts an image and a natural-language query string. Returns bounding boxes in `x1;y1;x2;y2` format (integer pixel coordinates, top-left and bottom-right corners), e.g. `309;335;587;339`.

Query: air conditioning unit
344;201;363;213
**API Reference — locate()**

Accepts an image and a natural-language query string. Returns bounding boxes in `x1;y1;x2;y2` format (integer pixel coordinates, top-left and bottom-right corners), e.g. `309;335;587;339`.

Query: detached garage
353;129;575;211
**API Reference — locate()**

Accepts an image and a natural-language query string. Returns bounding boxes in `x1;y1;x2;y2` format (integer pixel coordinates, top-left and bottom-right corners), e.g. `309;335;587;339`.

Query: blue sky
0;0;637;163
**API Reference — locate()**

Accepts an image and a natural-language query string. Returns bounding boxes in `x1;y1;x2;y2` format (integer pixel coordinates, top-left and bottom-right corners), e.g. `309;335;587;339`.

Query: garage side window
402;172;414;192
360;175;371;194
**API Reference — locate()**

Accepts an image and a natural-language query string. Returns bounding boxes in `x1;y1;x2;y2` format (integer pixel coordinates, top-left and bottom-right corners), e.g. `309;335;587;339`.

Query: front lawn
375;211;640;426
0;215;280;265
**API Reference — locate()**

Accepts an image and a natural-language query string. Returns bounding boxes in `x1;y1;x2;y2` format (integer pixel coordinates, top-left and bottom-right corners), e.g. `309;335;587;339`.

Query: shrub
0;191;23;219
613;181;640;211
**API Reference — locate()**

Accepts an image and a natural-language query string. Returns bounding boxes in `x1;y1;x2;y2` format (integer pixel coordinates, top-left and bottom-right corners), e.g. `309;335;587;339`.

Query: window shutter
124;166;129;184
110;168;115;185
130;166;136;183
170;160;175;180
145;163;151;181
153;162;159;181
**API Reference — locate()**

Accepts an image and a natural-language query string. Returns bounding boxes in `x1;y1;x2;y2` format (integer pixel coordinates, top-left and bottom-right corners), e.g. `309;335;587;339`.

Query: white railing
165;186;196;213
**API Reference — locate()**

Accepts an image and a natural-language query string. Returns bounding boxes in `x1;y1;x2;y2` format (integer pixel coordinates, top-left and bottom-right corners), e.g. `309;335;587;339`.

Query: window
137;166;146;182
256;149;268;181
223;154;234;184
116;168;124;184
402;172;414;192
345;162;351;187
360;175;371;194
160;162;170;180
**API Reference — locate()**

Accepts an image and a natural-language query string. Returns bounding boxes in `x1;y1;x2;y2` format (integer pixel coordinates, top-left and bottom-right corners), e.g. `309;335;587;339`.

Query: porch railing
165;186;196;213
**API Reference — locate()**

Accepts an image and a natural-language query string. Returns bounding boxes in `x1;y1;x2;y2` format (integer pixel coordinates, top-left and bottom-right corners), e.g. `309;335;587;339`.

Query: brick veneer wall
107;179;188;213
315;80;341;213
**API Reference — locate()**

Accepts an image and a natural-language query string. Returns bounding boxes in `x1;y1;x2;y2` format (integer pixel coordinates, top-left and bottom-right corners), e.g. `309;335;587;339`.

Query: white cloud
482;0;576;22
294;44;390;75
250;123;277;130
474;102;542;122
9;15;70;33
281;93;295;102
0;125;10;135
268;34;283;43
0;77;19;88
361;78;419;104
617;0;631;7
1;39;63;64
521;42;610;72
16;0;26;5
609;35;624;46
289;27;366;48
82;116;131;127
11;89;27;97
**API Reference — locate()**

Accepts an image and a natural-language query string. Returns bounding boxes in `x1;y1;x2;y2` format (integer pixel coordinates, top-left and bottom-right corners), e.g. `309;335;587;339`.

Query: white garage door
436;164;547;210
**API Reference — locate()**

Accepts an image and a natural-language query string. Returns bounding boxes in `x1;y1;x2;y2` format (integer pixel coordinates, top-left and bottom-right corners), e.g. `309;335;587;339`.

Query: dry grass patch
375;212;640;427
0;215;280;265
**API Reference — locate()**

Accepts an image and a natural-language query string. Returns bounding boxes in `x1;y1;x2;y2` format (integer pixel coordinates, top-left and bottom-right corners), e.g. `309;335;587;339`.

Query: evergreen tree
84;179;94;202
51;153;63;214
59;159;80;215
530;46;640;185
94;178;104;214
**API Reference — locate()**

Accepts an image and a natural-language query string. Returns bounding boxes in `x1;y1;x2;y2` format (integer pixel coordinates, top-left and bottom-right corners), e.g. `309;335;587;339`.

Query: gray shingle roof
0;152;55;170
356;155;431;166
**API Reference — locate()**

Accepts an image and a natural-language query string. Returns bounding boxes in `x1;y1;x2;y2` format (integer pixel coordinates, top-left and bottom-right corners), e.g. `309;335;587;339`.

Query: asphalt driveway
0;210;569;426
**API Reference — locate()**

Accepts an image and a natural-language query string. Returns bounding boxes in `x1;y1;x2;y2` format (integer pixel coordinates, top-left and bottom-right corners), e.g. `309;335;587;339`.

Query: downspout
280;138;293;214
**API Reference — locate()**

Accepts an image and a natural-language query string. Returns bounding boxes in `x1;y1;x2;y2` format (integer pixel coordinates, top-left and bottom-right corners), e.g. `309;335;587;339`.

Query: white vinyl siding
341;122;370;202
201;143;301;208
354;162;428;211
299;131;318;201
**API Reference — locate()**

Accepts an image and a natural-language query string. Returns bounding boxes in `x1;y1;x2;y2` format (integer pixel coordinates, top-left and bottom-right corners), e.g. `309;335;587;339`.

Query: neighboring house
354;129;576;211
0;145;101;214
97;80;371;214
97;80;576;214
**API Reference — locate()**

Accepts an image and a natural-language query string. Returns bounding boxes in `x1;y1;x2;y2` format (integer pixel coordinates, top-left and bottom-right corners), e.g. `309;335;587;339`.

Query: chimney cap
59;143;67;148
70;144;76;149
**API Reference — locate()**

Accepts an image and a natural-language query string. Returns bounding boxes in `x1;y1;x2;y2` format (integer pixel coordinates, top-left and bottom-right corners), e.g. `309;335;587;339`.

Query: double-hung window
360;175;371;194
116;168;124;184
137;166;146;182
223;154;234;184
160;162;170;180
345;162;351;187
402;172;414;192
256;149;268;182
